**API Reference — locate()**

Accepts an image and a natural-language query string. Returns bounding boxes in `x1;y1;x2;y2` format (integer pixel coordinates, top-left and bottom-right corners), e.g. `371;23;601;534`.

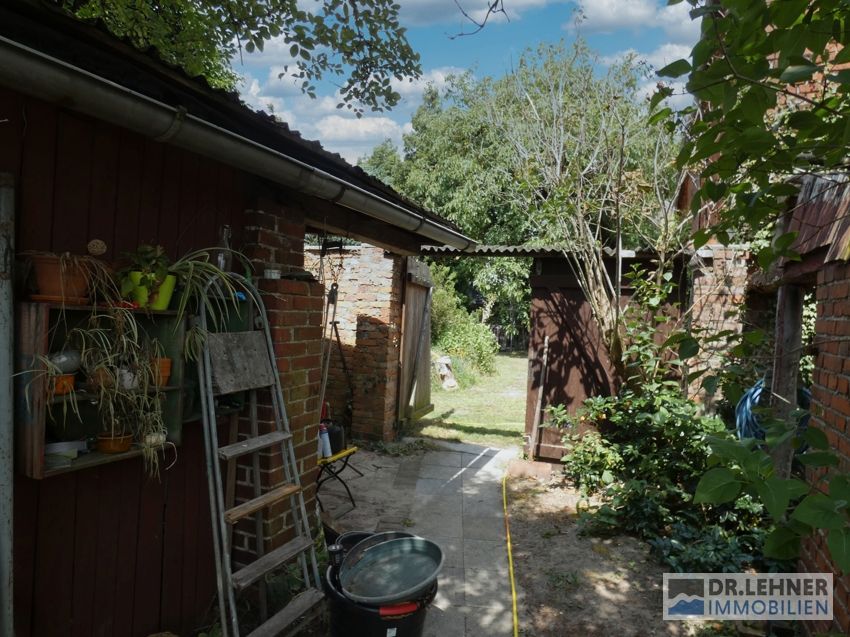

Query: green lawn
408;352;528;449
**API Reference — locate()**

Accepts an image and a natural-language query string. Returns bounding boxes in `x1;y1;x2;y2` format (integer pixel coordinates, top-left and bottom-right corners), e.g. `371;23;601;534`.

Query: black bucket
324;565;436;637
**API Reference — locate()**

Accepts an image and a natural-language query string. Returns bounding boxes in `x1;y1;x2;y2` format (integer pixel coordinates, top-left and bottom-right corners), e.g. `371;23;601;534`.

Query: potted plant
119;245;177;310
22;251;113;305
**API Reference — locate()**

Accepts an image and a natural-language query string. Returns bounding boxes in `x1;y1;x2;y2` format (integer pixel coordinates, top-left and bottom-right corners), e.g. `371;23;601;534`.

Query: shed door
398;258;433;426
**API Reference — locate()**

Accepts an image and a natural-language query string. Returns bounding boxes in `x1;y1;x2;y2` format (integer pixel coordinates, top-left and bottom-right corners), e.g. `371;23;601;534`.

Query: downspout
0;173;14;637
0;36;475;252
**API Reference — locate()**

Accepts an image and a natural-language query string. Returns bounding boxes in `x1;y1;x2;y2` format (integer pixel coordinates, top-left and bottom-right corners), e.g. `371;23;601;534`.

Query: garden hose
502;474;520;637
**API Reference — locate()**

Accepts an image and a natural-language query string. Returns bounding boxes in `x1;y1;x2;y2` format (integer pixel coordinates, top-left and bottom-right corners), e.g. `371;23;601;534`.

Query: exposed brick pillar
232;203;323;564
687;246;750;403
305;246;405;441
799;260;850;635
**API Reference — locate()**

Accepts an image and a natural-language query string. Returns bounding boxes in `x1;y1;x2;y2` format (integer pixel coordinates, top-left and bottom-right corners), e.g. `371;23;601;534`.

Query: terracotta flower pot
153;357;172;388
29;254;90;304
51;373;75;396
96;432;133;454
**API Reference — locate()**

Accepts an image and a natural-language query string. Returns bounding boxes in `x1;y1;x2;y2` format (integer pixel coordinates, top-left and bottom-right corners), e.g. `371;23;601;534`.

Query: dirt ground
506;475;732;637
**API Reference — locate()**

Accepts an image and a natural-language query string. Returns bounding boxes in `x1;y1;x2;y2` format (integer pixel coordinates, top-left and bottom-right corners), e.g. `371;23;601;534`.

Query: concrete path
318;440;518;637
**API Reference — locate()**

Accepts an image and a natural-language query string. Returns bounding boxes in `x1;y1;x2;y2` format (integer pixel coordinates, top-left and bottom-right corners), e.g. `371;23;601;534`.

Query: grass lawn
407;352;527;449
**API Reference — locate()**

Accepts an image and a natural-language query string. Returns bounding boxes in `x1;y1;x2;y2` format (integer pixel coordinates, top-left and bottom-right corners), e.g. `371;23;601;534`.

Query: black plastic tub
324;565;437;637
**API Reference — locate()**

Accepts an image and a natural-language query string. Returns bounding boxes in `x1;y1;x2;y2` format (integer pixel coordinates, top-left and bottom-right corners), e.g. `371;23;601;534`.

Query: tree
59;0;421;112
362;43;685;365
658;0;850;261
360;77;533;340
488;43;686;369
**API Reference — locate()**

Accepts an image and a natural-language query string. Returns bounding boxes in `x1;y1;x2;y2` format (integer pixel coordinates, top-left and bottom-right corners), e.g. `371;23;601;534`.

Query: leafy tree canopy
59;0;421;113
362;42;682;346
658;0;850;264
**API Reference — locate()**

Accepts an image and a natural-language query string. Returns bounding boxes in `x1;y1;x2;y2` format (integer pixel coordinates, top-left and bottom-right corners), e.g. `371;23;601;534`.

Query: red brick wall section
800;260;850;634
687;246;750;402
305;246;405;441
232;203;323;564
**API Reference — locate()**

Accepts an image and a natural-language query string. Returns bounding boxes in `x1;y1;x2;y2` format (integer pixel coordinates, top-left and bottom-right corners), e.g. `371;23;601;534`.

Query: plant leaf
828;528;850;574
764;526;801;560
791;493;846;530
798;451;839;467
694;467;741;504
658;59;692;78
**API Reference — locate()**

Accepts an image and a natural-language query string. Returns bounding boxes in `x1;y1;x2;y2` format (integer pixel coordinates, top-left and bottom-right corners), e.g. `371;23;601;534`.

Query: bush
562;384;785;572
430;264;498;374
555;267;785;573
561;431;622;495
436;316;498;374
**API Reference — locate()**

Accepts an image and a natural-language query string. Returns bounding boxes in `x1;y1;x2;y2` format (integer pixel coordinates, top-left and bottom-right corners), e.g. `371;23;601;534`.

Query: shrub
430;264;498;374
436;315;498;374
561;432;622;495
555;267;784;573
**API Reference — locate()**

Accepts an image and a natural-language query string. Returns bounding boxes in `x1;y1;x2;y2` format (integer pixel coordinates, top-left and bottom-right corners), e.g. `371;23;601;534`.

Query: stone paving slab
319;440;518;637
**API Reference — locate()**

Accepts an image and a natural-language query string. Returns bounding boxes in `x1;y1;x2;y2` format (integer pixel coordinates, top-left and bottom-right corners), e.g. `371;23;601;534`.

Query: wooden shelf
32;302;180;316
44;447;144;477
49;385;182;405
15;301;188;479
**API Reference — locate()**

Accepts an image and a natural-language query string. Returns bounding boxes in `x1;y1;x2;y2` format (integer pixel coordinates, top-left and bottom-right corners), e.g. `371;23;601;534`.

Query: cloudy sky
233;0;700;163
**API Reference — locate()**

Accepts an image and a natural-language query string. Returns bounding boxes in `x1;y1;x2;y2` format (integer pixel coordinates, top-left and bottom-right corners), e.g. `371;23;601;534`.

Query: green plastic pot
129;271;177;310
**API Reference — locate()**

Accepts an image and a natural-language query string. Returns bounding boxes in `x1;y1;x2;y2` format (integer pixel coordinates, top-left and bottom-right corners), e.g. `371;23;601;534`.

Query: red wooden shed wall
0;86;252;636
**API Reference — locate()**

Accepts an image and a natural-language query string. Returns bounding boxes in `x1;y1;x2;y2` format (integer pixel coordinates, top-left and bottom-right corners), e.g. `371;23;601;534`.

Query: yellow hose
502;474;520;637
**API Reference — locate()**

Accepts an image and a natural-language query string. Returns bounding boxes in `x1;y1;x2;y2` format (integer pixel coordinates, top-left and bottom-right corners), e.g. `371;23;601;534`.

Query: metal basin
339;536;444;605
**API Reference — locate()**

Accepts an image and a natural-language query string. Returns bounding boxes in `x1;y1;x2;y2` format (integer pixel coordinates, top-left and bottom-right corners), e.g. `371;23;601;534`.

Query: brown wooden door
397;258;433;426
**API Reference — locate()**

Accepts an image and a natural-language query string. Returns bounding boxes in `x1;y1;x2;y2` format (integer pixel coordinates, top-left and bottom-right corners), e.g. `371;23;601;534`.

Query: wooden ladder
197;275;322;637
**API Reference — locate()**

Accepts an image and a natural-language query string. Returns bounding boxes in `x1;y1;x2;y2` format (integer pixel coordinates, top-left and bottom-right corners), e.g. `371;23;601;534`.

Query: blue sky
235;0;699;162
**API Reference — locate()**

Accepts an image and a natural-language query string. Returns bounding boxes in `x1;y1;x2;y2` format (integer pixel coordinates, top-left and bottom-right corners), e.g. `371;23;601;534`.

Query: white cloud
639;79;693;110
603;43;692;71
571;0;699;45
315;115;404;143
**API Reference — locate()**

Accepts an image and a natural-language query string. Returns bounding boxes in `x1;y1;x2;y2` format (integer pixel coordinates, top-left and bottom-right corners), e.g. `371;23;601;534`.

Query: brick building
775;174;850;634
0;2;472;634
305;245;413;441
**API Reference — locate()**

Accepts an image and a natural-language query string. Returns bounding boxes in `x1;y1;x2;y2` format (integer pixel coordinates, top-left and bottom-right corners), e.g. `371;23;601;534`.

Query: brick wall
688;246;750;402
305;245;405;441
232;202;324;563
800;260;850;634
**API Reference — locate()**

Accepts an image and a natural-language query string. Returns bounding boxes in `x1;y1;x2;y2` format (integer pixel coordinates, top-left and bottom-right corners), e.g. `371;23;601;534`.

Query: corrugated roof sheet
788;174;850;262
420;245;659;258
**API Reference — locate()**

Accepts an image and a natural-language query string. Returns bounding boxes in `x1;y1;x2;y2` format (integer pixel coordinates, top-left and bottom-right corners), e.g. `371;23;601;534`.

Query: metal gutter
0;173;14;637
0;36;475;251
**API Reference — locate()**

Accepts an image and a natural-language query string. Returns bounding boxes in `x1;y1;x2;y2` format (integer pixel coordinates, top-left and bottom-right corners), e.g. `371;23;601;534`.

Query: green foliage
118;244;170;296
429;264;498;375
557;271;786;572
561;432;622;495
60;0;421;112
436;316;498;375
360;75;532;339
695;427;850;573
661;0;850;255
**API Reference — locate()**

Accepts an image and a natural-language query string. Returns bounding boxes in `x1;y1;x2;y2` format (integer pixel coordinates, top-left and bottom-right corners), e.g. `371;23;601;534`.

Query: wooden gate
397;258;433;426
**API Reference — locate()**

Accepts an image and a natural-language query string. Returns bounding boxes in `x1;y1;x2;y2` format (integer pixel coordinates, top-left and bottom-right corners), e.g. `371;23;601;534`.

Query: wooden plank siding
525;255;687;461
1;87;252;635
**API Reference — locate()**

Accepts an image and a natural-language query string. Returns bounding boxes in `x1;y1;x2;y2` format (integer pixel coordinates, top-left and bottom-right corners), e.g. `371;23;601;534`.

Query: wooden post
770;283;803;479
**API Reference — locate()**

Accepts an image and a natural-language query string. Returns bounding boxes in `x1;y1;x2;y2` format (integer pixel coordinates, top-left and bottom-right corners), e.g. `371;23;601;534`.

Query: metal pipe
0;172;15;637
0;36;476;251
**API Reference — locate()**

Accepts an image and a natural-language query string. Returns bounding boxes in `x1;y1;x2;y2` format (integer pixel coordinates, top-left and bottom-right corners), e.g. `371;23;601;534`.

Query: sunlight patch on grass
409;353;527;448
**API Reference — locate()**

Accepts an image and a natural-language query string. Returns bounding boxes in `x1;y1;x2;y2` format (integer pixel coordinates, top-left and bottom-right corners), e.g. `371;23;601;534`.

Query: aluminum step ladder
196;273;322;637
